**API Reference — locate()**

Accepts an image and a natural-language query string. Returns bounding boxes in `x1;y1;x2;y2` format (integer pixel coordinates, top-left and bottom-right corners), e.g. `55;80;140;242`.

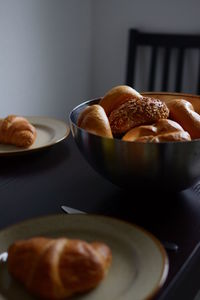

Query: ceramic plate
0;214;169;300
0;116;70;155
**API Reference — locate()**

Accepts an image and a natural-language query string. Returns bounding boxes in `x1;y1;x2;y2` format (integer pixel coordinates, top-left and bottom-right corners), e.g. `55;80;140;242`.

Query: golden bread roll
0;115;36;147
122;119;191;142
186;97;200;114
151;131;191;142
109;97;169;136
167;99;200;139
99;85;142;116
8;237;112;299
77;104;113;138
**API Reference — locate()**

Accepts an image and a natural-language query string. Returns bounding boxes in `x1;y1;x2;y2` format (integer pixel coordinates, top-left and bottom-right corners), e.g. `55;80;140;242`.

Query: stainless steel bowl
69;92;200;192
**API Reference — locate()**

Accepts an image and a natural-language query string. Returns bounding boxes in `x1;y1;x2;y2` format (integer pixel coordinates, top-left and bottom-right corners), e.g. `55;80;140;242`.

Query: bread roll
77;104;113;138
8;237;112;299
109;97;169;136
0;115;36;147
99;85;142;116
122;119;191;142
167;99;200;139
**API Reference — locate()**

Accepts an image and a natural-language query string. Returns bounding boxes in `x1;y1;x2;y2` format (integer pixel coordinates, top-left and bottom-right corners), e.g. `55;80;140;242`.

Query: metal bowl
69;92;200;192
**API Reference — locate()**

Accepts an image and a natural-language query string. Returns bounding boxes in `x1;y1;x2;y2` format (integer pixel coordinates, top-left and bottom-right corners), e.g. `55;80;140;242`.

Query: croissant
0;115;36;147
7;237;112;299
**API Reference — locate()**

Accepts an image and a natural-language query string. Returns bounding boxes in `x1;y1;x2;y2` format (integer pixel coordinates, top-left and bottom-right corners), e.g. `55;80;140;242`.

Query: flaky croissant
7;237;112;299
0;115;36;147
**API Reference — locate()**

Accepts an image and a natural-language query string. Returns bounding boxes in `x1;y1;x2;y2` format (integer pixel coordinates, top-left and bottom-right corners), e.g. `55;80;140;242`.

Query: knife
0;251;8;263
61;206;86;214
61;205;179;252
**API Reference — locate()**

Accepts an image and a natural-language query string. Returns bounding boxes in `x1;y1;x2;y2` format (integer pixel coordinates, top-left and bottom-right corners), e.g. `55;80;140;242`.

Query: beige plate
0;116;70;156
0;214;169;300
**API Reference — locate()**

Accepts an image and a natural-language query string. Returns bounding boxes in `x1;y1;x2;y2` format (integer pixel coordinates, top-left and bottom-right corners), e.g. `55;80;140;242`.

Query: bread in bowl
122;119;191;142
108;96;169;136
77;104;113;138
167;99;200;139
99;85;142;116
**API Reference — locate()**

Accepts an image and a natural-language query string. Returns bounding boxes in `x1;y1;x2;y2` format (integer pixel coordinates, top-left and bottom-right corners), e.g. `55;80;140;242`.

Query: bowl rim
141;91;200;99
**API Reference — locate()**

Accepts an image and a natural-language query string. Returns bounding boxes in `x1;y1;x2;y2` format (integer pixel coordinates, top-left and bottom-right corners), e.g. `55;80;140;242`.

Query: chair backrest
126;29;200;94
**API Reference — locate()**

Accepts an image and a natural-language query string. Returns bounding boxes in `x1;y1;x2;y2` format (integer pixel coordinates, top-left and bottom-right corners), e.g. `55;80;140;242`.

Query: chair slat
175;48;184;92
126;30;138;87
148;47;158;91
197;50;200;95
162;48;171;91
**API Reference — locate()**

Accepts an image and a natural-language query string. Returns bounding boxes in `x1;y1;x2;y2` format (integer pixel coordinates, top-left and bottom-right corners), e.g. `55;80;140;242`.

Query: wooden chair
126;29;200;94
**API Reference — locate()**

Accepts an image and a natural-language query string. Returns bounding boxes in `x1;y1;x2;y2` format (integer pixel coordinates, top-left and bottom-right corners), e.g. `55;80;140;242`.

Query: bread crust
8;237;112;299
122;119;191;142
109;97;169;136
167;99;200;139
0;115;36;147
99;85;142;116
77;104;113;138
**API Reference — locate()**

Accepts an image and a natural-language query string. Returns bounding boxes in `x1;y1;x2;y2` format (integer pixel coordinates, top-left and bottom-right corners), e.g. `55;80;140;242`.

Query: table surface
1;134;200;300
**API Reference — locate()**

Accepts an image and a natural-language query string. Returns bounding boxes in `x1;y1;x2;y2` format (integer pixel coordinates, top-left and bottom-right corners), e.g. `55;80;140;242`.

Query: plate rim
0;116;70;156
0;213;169;300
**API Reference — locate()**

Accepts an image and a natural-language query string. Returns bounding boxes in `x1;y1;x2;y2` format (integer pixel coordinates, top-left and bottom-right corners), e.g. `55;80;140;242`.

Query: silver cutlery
192;181;200;197
61;205;179;252
0;251;8;263
61;206;86;215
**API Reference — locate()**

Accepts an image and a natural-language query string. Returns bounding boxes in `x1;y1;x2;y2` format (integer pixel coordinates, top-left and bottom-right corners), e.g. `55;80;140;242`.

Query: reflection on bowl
69;92;200;192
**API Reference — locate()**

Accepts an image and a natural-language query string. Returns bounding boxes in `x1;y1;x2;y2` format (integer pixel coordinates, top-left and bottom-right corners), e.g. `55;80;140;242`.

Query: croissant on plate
0;115;36;147
7;237;112;299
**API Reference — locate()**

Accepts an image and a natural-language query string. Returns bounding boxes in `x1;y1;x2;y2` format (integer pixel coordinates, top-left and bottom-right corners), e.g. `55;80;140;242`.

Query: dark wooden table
1;134;200;300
